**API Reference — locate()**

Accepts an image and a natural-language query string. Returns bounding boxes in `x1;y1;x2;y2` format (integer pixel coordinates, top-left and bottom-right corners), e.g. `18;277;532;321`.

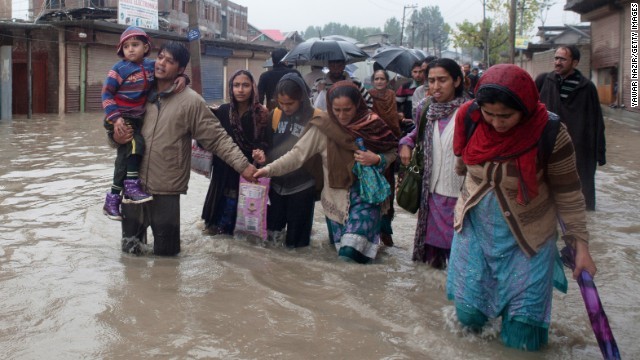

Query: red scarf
453;64;549;205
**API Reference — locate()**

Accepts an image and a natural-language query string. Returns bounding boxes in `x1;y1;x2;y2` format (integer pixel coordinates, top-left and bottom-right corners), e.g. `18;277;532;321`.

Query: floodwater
0;113;638;359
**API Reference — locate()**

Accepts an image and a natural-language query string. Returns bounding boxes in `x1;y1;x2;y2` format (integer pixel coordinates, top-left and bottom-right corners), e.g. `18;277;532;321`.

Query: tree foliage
383;17;402;45
301;22;383;43
302;26;322;39
452;0;544;65
298;15;409;47
407;6;450;55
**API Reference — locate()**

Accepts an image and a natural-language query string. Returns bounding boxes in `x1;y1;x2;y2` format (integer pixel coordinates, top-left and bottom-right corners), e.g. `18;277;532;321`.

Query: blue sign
187;28;201;41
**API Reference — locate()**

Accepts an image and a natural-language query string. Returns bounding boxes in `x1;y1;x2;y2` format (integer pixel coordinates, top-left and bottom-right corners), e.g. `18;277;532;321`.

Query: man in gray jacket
113;41;257;256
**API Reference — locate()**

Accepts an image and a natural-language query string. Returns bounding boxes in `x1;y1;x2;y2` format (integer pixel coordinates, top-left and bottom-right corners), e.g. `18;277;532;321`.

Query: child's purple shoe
122;179;153;204
103;193;123;221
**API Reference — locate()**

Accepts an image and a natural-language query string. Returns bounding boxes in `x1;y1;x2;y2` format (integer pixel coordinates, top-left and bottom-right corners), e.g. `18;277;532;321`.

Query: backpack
462;102;561;172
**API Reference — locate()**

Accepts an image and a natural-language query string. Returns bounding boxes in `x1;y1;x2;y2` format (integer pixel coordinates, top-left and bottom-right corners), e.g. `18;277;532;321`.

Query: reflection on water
0;113;638;359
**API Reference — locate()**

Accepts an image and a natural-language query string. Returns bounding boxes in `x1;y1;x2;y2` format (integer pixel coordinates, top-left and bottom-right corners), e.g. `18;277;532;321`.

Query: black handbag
396;107;427;213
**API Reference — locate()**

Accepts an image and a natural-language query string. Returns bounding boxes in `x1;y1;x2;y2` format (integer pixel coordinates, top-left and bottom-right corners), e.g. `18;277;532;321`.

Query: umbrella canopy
305;35;360;44
409;48;428;61
281;39;369;66
371;46;422;78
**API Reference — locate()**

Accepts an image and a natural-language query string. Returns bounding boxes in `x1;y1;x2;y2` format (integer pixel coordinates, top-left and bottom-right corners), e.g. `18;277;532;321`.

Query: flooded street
0;112;638;359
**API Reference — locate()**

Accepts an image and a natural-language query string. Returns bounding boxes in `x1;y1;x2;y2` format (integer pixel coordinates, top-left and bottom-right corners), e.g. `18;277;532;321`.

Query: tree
406;6;449;55
453;0;543;65
302;26;322;39
536;0;556;27
301;23;382;43
453;18;510;65
383;17;402;45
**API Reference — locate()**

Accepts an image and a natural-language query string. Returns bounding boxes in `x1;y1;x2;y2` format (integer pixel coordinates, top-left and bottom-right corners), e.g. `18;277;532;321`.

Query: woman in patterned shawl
254;81;398;263
398;58;467;269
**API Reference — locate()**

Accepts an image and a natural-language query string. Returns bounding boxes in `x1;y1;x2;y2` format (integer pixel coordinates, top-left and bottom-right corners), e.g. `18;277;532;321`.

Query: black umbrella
281;39;369;66
372;46;422;77
410;48;428;61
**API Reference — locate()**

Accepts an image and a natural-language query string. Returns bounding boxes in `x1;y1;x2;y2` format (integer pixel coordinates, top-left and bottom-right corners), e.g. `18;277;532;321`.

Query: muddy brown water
0;113;638;359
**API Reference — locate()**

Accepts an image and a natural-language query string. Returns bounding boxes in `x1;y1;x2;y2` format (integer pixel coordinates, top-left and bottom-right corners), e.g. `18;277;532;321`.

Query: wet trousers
267;186;316;248
111;119;145;192
121;194;181;256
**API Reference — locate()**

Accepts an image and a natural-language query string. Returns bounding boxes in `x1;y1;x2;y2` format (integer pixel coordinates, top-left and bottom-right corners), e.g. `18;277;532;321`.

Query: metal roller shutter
66;44;81;113
248;59;265;80
201;55;224;103
227;57;245;75
87;45;119;112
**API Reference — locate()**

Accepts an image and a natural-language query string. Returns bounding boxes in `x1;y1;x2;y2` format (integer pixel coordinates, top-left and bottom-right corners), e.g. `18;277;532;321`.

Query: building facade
565;0;638;113
0;1;274;116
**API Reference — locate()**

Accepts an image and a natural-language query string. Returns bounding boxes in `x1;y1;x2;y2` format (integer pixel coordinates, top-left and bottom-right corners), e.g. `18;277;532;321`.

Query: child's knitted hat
117;26;151;58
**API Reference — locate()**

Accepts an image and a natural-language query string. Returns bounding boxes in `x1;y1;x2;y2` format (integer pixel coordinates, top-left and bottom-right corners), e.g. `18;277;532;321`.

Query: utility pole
400;4;417;47
411;21;416;48
519;1;526;67
426;21;430;53
482;0;489;67
509;0;517;64
188;0;202;94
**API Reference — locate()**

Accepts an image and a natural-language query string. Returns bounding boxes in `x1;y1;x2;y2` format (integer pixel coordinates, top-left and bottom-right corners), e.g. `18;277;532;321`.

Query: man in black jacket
258;48;301;110
536;45;606;210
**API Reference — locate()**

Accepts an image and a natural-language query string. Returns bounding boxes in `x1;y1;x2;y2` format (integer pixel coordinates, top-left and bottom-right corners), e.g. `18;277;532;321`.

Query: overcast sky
235;0;581;38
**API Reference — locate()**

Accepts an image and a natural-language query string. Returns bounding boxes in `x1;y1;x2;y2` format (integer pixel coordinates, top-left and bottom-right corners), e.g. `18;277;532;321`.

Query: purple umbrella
560;243;621;360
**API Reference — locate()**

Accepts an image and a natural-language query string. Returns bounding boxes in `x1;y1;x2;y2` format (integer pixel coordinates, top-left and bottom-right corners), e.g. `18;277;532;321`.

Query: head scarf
325;81;397;152
227;69;270;152
453;64;549;205
369;87;402;137
310;80;397;189
277;72;313;119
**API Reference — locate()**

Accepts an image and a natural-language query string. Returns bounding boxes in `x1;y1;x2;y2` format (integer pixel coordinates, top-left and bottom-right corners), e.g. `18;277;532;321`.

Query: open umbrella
559;222;621;360
281;38;369;66
409;48;428;61
371;46;422;78
306;35;360;44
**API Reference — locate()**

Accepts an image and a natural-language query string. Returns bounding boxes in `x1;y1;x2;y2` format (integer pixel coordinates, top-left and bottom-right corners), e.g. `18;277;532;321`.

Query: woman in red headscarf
254;81;398;263
446;64;596;351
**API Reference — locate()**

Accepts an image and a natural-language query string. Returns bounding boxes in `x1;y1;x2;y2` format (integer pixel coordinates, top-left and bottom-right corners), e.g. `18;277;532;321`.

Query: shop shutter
87;45;119;112
248;58;265;80
227;57;246;75
66;44;81;113
201;55;224;103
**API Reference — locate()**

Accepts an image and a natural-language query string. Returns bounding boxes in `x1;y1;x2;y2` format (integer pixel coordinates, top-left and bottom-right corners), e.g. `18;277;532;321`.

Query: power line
366;0;397;13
